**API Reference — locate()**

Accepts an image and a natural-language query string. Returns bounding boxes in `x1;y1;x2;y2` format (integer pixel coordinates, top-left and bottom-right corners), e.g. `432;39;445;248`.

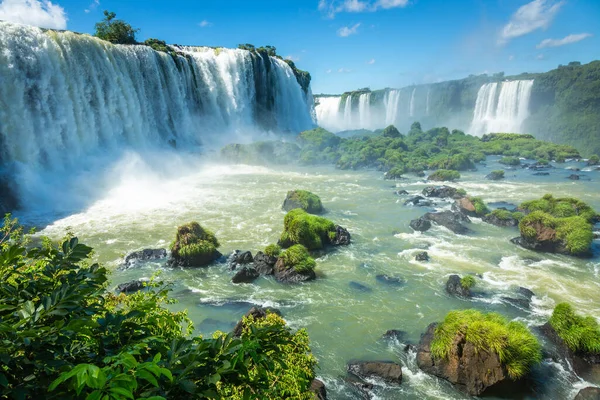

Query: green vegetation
0;216;316;399
221;141;301;165
519;211;593;255
588;155;600;166
470;197;490;216
170;222;220;266
486;208;523;221
431;310;542;379
382;125;402;138
283;190;323;214
499;156;521;166
385;166;405;180
488;170;505;180
520;194;598;223
549;303;600;354
279;209;336;250
94;11;138;44
428;169;461;182
280;244;317;274
264;243;281;258
460;275;476;290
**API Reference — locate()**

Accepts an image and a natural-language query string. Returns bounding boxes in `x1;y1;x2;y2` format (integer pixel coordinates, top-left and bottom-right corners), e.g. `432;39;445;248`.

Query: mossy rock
499;156;521;166
486;170;505;180
428;169;460;182
282;190;323;214
550;303;600;354
453;196;489;217
274;244;316;283
169;222;221;267
278;209;349;250
519;194;598;223
482;209;522;227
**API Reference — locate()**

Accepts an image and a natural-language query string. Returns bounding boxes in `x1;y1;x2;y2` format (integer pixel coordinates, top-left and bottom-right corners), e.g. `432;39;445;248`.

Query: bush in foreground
431;310;542;379
549;303;600;354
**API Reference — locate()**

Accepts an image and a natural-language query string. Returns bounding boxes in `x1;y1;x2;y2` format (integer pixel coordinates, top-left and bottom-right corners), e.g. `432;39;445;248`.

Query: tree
95;10;138;44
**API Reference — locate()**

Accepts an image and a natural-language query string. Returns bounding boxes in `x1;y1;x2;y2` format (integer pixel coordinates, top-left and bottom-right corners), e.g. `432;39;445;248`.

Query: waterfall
409;88;416;117
343;96;353;128
470;80;534;136
426;88;430;116
358;93;371;128
0;22;315;210
384;89;401;126
314;96;344;132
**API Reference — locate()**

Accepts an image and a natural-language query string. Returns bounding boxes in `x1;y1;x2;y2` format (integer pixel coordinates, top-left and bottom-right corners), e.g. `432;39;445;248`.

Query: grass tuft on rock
428;169;461;182
264;244;281;258
279;209;336;250
470;197;490;216
431;310;542;379
519;211;593;255
170;222;220;266
487;208;523;221
520;194;598;223
283;190;323;214
280;244;316;273
549;303;600;354
460;275;476;290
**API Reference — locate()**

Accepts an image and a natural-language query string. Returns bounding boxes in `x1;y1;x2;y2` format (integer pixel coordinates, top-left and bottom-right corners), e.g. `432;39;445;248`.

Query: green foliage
488;170;505;180
549;303;600;354
0;218;316;399
499;156;521;166
221;141;301;165
428;169;460;182
279;209;336;250
264;244;281;258
520;194;598;223
588;155;600;165
385;166;405;180
280;244;316;274
284;190;323;214
487;208;522;221
537;158;549;165
431;310;542;379
94;10;138;44
382;125;402;138
170;222;220;266
470;197;490;216
460;275;476;289
429;153;474;171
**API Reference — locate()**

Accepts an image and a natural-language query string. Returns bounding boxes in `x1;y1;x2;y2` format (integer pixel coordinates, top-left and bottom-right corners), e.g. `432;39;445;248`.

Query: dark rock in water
123;248;167;268
417;323;507;396
330;225;351;246
415;171;426;178
231;266;260;284
533;172;550;176
412;211;471;235
511;225;592;256
575;387;600;400
404;195;433;207
274;257;316;284
116;280;146;293
482;210;519;227
395;189;409;196
227;250;253;270
347;360;403;385
518;287;535;299
488;201;518;210
415;251;429;261
345;376;374;400
568;174;581;180
382;330;407;341
409;217;432;232
446;275;471;297
501;296;530;309
375;274;405;287
310;379;328;400
349;281;372;292
485;171;505;180
282;190;323;214
539;323;600;380
253;251;277;275
422;185;460;199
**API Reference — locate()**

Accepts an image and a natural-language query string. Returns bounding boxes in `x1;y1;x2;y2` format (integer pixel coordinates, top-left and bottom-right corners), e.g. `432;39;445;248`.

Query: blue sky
1;0;598;94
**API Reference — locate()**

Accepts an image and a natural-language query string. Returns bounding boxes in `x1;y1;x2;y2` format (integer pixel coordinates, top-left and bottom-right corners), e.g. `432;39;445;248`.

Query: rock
282;190;323;214
452;197;477;217
415;251;429;261
382;330;407;341
488;201;518;210
482;210;519;227
395;189;409;196
375;274;405;287
404;195;433;207
227;250;254;270
533;172;550;176
231;266;260;284
417;323;507;396
575;387;600;400
422;211;471;235
345;376;374;399
501;297;530;309
116;279;146;293
485;171;505;180
253;251;277;275
123;248;167;268
518;287;535;299
330;225;351;246
409;217;432;232
446;275;471;297
310;379;327;400
422;185;461;199
274;257;316;284
347;361;403;385
568;174;581;180
349;281;372;292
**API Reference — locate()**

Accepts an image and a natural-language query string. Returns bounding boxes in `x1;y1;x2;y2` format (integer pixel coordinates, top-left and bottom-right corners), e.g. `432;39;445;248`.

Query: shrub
279;209;336;250
428;169;461;182
382;125;402;138
499;156;521;166
537;158;549;165
144;38;170;53
519;211;593;255
431;310;542;379
170;222;220;266
280;244;316;273
549;303;600;354
470;197;490;216
94;10;138;44
264;243;281;257
460;275;476;289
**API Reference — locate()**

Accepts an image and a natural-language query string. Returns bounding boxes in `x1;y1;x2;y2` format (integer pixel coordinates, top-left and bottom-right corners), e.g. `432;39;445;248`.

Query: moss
264;244;281;258
279;209;336;250
499;156;521;166
488;170;505;180
487;209;523;222
284;190;323;214
520;194;598;223
549;303;600;354
428;169;461;182
431;310;542;379
280;244;316;273
537;158;549;165
519;211;593;255
170;222;220;266
470;197;490;216
460;275;476;289
456;188;467;196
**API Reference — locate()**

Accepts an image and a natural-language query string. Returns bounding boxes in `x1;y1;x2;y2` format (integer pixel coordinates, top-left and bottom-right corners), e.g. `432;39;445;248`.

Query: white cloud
198;20;213;28
320;0;408;18
367;58;375;64
84;0;98;13
337;68;352;73
537;33;592;48
537;53;545;59
326;69;332;74
0;0;67;29
337;22;360;37
498;0;564;45
508;54;514;61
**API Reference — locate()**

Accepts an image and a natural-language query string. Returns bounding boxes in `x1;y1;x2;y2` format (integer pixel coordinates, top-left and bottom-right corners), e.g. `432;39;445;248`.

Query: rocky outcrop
231;266;260;284
253;251;277;275
395;189;409;196
510;228;574;256
404;196;433;207
422;185;461;199
310;379;327;400
347;361;403;385
452;197;477;217
330;225;351;246
502;287;535;309
575;387;600;400
485;171;505;180
415;251;429;261
227;250;253;270
382;330;407;341
410;211;471;235
282;190;323;214
446;275;471;297
417;323;507;396
274;257;316;283
123;248;167;268
116;279;146;293
482;210;519;227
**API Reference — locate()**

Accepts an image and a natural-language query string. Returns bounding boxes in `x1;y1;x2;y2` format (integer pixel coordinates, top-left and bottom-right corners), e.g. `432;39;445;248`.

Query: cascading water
425;88;430;116
470;80;534;136
358;93;371;128
409;87;416;117
314;96;344;132
384;89;401;126
342;96;353;128
0;22;315;211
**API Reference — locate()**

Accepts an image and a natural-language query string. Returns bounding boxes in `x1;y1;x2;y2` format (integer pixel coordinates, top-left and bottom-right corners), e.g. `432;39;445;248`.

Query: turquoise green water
30;153;600;399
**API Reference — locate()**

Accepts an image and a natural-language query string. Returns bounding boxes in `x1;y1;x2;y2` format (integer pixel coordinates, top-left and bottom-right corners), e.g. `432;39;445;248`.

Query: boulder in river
116;279;146;293
227;250;253;270
404;195;433;207
375;274;405;287
310;379;328;400
168;222;222;267
282;189;323;214
574;387;600;400
533;172;550;176
253;251;277;275
382;330;407;341
395;189;409;196
123;248;167;268
330;225;351;246
273;244;316;283
568;174;581;180
445;275;472;297
410;211;471;235
421;185;462;199
347;360;403;385
485;170;505;180
349;281;372;292
409;217;432;232
415;251;429;261
482;208;520;227
231;266;260;284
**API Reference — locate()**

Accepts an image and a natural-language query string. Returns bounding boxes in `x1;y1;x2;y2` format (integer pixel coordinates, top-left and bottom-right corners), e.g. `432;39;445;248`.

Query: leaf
135;369;158;387
107;387;134;399
208;373;221;385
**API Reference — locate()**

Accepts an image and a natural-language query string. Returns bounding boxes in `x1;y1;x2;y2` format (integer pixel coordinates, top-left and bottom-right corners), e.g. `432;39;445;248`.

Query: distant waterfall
384;90;401;126
343;96;353;127
409;88;416;117
426;88;430;116
470;80;534;135
358;93;371;128
315;96;343;132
